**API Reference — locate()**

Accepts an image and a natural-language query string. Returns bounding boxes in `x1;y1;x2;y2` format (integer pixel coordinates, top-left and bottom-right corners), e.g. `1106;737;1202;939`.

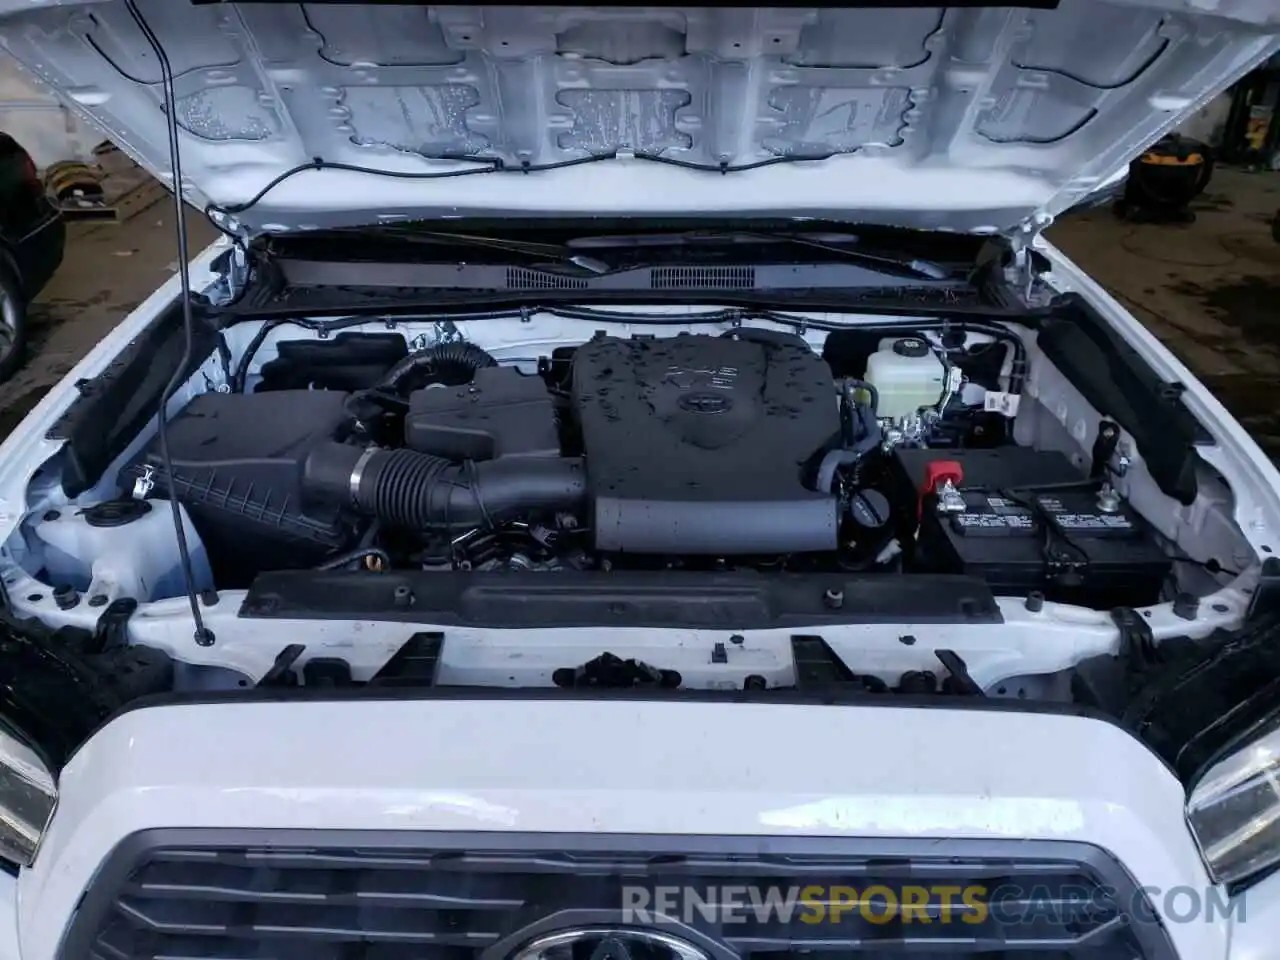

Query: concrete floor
0;205;217;437
1050;166;1280;458
1;170;1277;452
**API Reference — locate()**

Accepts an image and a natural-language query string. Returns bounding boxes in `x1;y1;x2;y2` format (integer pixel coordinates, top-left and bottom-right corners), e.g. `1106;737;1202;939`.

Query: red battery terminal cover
919;459;964;518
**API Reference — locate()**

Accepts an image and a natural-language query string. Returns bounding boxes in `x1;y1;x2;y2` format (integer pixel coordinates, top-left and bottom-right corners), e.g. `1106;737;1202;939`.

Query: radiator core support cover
571;334;839;554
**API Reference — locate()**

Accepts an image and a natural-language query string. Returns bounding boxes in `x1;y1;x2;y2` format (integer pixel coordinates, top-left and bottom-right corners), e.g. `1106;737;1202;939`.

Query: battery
892;447;1086;501
893;448;1172;609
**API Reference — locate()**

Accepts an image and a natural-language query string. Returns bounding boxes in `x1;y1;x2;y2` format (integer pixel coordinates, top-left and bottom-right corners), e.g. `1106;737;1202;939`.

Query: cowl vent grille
505;267;589;290
650;266;755;289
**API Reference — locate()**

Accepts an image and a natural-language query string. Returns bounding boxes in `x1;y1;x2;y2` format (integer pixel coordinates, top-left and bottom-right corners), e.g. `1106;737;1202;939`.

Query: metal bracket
221;243;250;304
1005;213;1054;303
131;464;155;500
205;207;242;239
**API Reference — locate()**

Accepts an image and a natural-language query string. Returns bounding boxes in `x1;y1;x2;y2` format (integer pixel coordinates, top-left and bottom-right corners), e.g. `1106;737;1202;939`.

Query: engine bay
88;320;1179;612
0;298;1264;701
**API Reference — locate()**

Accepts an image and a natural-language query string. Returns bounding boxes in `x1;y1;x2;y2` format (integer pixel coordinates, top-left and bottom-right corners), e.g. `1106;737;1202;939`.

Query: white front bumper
3;697;1275;959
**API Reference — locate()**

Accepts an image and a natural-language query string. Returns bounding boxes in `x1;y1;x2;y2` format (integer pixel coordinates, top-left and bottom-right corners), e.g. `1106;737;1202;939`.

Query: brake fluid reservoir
864;337;945;420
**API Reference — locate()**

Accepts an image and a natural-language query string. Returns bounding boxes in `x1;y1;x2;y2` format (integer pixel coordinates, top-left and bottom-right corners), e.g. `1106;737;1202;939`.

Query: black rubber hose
379;341;498;394
815;379;881;493
303;443;585;533
315;547;392;571
846;378;878;421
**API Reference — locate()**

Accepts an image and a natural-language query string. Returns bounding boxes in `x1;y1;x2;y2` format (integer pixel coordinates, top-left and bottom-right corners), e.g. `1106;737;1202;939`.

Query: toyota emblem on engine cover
511;928;710;960
678;391;731;415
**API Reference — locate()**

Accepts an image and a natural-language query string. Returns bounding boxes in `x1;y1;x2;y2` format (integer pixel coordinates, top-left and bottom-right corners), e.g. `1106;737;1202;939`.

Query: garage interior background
0;51;1275;457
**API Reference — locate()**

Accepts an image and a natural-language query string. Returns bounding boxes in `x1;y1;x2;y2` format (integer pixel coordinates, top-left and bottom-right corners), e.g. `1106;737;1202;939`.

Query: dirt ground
0;171;1277;452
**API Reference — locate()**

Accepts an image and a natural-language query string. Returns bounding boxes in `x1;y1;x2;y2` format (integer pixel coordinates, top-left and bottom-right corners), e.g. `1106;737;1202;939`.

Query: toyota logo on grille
511;928;710;960
678;391;731;414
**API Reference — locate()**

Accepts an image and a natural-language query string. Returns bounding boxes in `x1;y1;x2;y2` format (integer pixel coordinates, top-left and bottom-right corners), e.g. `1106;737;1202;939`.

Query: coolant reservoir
34;499;212;602
864;337;945;420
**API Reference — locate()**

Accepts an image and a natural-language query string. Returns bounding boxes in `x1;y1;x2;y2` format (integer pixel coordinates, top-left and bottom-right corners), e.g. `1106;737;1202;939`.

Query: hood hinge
206;241;250;307
1005;213;1054;305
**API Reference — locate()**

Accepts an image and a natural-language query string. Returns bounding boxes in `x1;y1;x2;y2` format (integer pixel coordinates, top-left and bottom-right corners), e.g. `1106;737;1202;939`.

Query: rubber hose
816;379;882;493
379;341;498;393
816;439;881;494
303;442;585;532
845;378;878;420
315;547;392;571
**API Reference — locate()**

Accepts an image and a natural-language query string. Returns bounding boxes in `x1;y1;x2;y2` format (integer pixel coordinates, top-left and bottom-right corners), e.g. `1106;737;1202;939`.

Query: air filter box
122;390;354;585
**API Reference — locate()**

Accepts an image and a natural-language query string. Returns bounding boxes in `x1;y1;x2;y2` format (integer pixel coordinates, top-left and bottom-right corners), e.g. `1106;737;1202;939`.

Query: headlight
1187;721;1280;885
0;725;56;867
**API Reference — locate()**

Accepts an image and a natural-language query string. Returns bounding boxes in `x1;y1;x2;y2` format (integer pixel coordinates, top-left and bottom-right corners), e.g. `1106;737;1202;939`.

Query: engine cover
572;333;839;554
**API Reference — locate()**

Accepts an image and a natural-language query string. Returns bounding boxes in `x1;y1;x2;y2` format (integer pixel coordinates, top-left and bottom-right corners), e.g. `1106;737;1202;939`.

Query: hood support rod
124;0;214;646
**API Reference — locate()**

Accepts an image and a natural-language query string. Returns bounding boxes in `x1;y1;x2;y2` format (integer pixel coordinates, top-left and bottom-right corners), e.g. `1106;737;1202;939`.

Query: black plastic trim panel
275;259;960;293
47;303;220;497
240;571;1002;628
1036;296;1212;505
1108;613;1280;787
59;831;1170;960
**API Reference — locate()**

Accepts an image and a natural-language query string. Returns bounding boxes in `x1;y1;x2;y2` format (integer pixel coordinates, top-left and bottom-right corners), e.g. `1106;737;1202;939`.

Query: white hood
0;0;1276;236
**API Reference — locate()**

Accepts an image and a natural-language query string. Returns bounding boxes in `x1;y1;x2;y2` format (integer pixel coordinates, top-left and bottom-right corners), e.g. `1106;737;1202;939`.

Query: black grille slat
75;842;1167;960
119;896;506;943
719;897;1122;950
152;850;471;871
98;921;473;960
127;862;526;909
724;934;1083;953
153;849;1104;880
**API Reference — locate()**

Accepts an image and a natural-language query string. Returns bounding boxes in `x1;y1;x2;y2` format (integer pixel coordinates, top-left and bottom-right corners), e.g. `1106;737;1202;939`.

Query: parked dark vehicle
0;132;65;382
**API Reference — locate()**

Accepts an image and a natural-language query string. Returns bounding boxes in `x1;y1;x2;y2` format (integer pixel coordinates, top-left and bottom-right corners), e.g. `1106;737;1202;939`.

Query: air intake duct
303;442;585;533
378;341;497;394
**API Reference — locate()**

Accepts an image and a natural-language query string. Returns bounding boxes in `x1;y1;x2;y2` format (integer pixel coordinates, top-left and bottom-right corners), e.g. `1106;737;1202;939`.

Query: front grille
65;834;1176;960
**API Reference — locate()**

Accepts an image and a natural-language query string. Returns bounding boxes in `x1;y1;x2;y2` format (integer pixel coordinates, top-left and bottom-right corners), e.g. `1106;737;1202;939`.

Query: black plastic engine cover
572;334;839;554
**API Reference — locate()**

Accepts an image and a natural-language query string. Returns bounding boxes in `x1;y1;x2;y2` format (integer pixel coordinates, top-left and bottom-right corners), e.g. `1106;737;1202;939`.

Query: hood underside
0;0;1276;236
